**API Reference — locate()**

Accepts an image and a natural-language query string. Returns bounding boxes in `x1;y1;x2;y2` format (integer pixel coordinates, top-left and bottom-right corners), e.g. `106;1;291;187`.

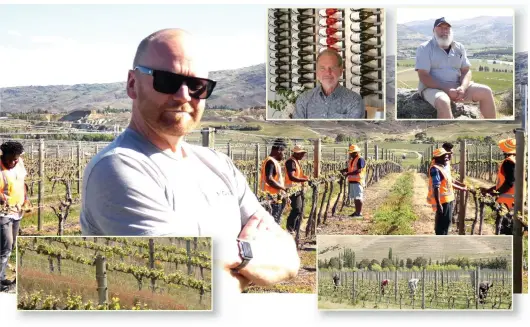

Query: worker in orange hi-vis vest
0;141;30;291
427;148;466;235
433;142;467;195
480;138;516;211
284;145;309;233
259;138;288;224
340;144;366;218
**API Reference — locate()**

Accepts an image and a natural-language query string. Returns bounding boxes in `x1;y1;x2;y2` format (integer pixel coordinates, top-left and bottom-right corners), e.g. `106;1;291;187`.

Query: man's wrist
233;239;253;271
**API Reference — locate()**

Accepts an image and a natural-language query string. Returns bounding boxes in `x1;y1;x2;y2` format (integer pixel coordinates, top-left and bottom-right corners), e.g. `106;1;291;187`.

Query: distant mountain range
0;51;526;137
398;16;513;49
0;64;266;114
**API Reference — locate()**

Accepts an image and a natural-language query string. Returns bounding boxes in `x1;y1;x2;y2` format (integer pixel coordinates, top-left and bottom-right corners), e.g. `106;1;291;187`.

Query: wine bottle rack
267;8;385;116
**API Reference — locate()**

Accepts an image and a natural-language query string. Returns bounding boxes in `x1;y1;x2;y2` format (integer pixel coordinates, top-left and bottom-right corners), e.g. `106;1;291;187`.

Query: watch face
240;241;253;259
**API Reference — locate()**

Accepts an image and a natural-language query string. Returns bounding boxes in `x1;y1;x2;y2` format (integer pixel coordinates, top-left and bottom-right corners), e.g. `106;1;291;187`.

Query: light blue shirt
415;37;471;93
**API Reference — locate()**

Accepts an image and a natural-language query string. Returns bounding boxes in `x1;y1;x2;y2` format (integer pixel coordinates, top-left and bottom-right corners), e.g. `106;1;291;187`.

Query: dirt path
316;173;403;235
411;172;437;234
21;221;81;236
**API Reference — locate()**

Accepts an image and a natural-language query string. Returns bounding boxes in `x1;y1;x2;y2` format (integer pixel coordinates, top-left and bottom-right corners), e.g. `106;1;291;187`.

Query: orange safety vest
0;158;26;211
259;156;284;195
284;157;307;188
495;156;516;209
427;164;455;211
348;156;366;186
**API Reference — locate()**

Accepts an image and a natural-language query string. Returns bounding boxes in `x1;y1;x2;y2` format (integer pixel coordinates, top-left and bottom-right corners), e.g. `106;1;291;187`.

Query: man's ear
126;70;138;100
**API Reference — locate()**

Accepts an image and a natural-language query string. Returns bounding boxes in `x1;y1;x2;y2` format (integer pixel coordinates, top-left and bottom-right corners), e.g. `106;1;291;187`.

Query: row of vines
319;269;512;310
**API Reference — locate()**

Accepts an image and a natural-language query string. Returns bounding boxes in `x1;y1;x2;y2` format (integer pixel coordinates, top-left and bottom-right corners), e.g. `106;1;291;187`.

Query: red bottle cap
326;27;338;35
326;8;338;16
326;37;338;45
326;17;338;25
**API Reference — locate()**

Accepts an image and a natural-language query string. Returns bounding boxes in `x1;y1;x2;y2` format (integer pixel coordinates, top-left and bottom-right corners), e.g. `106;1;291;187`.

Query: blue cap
434;17;451;29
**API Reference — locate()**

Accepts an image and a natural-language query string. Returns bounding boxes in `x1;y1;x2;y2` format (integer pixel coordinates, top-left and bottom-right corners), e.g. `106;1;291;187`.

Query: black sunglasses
134;65;217;99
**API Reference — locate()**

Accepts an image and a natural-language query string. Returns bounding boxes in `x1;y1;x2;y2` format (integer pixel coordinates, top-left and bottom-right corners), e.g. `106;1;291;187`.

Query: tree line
318;247;510;271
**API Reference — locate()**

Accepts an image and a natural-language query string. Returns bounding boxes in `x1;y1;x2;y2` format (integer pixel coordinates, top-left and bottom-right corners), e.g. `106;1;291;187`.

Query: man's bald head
132;29;205;75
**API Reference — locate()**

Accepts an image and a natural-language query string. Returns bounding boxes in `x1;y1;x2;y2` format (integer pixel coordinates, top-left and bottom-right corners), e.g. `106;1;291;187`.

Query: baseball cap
434;17;451;29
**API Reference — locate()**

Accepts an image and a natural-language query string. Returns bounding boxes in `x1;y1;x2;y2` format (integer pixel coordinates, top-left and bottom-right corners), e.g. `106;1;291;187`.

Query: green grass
20;205;81;229
423;122;520;140
469;59;514;71
397;65;512;94
369;172;417;235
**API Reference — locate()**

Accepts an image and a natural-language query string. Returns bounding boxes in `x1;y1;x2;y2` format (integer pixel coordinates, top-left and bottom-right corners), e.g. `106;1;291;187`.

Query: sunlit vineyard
17;237;212;310
318;269;512;310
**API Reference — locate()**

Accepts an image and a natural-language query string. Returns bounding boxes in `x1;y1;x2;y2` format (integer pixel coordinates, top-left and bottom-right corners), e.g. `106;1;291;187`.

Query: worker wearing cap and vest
259;139;288;224
341;144;366;218
284;145;309;233
481;138;516;210
427;148;457;235
1;141;30;291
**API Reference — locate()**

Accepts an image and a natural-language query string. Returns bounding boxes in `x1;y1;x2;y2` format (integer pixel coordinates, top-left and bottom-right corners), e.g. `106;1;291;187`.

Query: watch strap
233;239;253;271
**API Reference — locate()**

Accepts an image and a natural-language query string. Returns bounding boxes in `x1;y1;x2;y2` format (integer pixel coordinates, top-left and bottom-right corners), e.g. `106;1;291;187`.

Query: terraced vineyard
17;237;212;310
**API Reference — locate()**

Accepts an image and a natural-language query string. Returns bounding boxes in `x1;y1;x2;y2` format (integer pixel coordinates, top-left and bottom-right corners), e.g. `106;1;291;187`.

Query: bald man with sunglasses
80;29;300;292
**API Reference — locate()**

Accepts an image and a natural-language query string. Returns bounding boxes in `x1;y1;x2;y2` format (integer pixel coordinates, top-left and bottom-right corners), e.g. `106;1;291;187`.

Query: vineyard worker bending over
80;29;300;292
415;17;496;119
259;138;288;225
427;148;465;235
340;145;366;218
1;141;30;290
284;145;309;233
480;138;516;210
294;49;365;119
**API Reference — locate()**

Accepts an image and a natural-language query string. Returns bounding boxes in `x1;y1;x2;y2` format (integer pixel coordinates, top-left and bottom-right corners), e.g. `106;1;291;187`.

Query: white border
265;7;387;122
316;234;515;311
14;235;213;312
394;7;516;121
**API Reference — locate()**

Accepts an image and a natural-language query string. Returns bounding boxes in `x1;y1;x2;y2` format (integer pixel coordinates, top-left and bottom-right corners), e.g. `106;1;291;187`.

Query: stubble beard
136;87;203;137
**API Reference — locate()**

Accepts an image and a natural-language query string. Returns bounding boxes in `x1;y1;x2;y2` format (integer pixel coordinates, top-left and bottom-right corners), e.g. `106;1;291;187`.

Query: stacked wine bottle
268;8;384;109
348;8;384;102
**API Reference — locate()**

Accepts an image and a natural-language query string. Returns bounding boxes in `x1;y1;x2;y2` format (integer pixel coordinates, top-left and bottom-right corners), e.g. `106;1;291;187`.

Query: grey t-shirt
294;84;365;119
415;38;471;93
80;128;262;238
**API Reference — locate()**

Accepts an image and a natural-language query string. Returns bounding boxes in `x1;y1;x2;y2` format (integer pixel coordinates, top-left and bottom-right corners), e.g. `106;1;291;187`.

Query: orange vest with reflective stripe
284;157;306;188
427;164;455;211
495;156;515;209
348;156;365;186
0;158;26;210
259;156;283;195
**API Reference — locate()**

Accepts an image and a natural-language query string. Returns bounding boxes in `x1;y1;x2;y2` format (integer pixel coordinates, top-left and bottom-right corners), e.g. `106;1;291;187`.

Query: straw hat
432;148;450;158
348;144;361;153
498;138;516;154
292;145;307;153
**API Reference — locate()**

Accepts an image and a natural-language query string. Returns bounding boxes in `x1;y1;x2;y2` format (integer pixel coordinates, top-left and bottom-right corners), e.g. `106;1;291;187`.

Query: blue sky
0;4;268;87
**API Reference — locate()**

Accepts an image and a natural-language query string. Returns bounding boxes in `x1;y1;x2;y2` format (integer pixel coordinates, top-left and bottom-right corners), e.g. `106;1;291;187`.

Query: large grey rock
396;88;481;119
